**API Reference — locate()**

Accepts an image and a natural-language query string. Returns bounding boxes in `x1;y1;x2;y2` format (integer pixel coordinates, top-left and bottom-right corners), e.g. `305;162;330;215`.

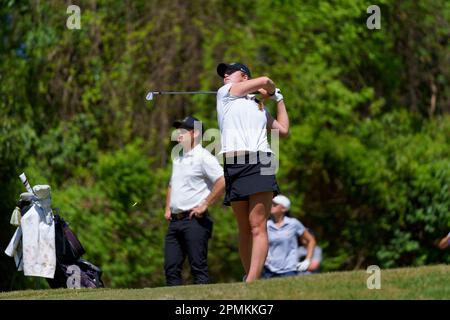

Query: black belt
170;211;191;220
171;210;209;220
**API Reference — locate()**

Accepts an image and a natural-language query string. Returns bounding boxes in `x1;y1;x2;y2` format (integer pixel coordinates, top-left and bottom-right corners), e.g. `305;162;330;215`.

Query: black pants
164;214;213;286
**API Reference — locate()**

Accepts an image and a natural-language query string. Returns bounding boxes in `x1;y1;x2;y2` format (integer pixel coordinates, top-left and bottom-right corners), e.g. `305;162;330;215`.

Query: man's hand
296;259;311;272
164;209;172;221
190;200;208;219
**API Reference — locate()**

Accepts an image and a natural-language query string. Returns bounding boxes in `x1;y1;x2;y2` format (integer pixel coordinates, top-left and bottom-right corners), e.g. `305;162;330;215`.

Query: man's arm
204;176;226;207
164;186;172;221
190;176;225;218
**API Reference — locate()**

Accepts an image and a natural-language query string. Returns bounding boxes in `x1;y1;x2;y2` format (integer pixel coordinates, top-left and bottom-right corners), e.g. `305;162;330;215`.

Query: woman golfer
216;62;289;282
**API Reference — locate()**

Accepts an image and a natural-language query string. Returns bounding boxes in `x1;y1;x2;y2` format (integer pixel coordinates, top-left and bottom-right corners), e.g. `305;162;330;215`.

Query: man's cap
173;116;202;131
217;62;252;78
272;195;291;210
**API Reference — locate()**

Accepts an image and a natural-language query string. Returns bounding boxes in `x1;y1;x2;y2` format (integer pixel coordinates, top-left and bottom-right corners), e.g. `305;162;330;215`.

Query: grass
0;264;448;300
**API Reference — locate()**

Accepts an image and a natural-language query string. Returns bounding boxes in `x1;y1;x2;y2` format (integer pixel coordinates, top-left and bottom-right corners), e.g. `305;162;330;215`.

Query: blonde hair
258;101;264;110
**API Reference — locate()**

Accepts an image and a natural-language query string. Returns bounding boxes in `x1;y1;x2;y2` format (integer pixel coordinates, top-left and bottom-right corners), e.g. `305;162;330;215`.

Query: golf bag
47;258;104;289
47;213;104;289
7;173;104;289
53;214;85;263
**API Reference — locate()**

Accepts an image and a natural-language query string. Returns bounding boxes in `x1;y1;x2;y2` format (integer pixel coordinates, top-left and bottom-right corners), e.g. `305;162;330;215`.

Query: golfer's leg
164;223;185;286
231;201;251;276
246;192;272;282
185;217;211;284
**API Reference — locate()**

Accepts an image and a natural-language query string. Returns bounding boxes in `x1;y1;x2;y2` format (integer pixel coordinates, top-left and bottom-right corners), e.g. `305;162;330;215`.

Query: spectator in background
262;195;316;278
164;116;225;286
438;232;450;249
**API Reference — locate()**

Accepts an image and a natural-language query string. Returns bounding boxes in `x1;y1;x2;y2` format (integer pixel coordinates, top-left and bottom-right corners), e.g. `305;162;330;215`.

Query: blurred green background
1;0;449;290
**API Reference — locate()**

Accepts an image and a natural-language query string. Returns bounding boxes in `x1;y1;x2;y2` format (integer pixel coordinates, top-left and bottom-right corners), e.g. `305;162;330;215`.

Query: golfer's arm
300;230;316;261
230;76;275;97
204;176;225;207
267;100;289;137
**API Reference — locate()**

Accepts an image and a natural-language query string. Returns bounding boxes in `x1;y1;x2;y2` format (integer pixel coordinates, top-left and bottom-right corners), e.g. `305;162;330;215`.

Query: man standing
164;116;225;286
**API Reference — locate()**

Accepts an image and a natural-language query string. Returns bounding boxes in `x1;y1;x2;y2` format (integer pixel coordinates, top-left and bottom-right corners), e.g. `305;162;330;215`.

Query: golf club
146;91;217;101
145;90;263;101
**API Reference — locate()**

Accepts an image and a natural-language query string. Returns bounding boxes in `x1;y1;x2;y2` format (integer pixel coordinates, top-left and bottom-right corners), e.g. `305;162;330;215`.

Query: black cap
217;62;251;78
172;116;202;131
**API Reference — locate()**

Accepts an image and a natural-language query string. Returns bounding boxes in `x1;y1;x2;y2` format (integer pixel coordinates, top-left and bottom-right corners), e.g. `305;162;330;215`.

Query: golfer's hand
190;201;208;219
296;259;311;272
257;88;271;101
269;88;284;103
164;209;172;221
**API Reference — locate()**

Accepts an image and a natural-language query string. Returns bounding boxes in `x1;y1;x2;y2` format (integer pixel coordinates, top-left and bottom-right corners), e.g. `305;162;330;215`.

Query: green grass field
1;264;448;300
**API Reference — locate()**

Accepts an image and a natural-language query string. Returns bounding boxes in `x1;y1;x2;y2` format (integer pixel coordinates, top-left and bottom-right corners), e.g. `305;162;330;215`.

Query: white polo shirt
169;144;224;213
216;83;272;154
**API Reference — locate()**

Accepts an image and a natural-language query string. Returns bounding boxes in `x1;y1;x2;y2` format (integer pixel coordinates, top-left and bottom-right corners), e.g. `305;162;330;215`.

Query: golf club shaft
146;91;217;101
145;90;260;101
152;91;217;95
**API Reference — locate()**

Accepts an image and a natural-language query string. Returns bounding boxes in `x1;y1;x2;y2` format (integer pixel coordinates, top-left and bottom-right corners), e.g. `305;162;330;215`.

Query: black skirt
223;152;280;206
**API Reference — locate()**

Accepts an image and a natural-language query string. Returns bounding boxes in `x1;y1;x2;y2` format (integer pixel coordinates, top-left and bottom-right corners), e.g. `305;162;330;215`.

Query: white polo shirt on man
169;144;224;213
